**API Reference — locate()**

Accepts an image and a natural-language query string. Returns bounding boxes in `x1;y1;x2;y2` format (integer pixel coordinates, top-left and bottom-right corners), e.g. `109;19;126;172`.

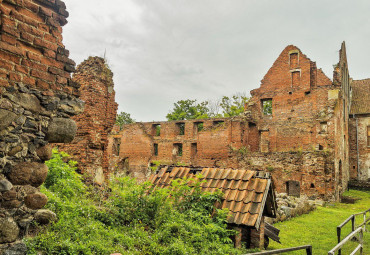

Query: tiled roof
350;79;370;114
148;167;276;229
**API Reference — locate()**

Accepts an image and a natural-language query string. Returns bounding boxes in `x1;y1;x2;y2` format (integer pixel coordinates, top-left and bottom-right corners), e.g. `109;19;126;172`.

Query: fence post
352;216;355;232
359;228;363;255
337;227;341;255
306;245;312;255
364;213;366;232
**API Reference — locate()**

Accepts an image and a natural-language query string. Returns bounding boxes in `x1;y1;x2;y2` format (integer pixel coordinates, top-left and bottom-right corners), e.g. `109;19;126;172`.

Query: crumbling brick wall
107;118;251;181
247;45;335;152
107;44;351;200
58;57;118;185
0;0;80;251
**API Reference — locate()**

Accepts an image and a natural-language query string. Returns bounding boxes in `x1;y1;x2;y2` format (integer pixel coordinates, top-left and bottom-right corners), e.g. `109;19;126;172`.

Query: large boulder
34;209;57;224
36;145;53;161
7;162;48;187
24;192;48;210
0;218;19;243
46;118;77;143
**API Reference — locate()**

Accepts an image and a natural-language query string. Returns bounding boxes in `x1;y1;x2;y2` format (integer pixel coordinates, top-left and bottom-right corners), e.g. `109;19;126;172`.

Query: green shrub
26;150;244;255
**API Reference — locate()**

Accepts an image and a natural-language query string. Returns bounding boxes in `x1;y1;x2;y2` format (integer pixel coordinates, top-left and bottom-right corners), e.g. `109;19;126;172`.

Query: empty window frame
191;143;197;157
176;122;185;135
213;120;225;126
194;122;204;133
173;143;183;156
320;122;328;133
153;143;158;156
289;52;299;68
291;70;301;87
113;138;121;156
261;99;272;115
152;124;161;136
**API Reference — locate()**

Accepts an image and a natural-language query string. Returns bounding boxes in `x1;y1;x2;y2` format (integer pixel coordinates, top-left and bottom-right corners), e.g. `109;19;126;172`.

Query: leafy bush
26;150;244;255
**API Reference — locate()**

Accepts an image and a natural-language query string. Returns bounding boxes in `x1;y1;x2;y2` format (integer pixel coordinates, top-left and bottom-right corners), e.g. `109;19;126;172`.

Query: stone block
46;118;77;143
0;218;19;244
24;192;48;210
7;162;48;187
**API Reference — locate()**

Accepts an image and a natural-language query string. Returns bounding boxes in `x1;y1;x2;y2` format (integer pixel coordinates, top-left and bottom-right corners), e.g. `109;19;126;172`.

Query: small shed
148;167;278;249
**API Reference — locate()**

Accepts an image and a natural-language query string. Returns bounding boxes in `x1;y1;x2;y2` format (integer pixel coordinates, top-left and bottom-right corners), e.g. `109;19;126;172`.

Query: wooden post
364;213;366;232
352;216;355;232
359;228;363;255
306;245;312;255
337;227;341;255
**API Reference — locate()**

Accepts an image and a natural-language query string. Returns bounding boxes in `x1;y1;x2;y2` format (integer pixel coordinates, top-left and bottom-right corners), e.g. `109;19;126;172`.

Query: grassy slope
268;190;370;254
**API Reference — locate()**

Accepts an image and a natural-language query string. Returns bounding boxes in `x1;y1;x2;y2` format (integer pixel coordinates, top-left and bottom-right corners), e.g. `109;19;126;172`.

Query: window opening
154;143;158;156
152;124;161;136
261;99;272;115
173;143;183;156
176;122;185;135
113;138;121;156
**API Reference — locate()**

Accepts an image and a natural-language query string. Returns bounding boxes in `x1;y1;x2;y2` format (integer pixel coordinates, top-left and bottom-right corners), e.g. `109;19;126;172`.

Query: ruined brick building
107;42;369;200
0;0;81;252
57;57;118;185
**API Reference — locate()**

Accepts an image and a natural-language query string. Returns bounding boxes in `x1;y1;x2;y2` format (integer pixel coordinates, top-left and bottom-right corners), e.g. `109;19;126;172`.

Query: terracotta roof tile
227;170;238;180
238;180;249;190
220;169;232;179
201;168;211;178
213;168;224;180
149;167;273;228
242;170;254;181
255;179;268;193
235;170;245;180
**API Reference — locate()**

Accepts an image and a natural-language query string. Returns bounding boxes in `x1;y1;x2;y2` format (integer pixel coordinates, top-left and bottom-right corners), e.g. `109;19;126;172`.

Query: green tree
166;99;210;121
219;93;249;117
166;93;249;120
116;111;135;130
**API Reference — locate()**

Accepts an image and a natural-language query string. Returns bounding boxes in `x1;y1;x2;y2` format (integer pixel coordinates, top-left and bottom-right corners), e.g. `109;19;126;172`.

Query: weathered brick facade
349;78;370;181
108;43;363;200
58;57;118;185
107;117;247;181
0;0;81;251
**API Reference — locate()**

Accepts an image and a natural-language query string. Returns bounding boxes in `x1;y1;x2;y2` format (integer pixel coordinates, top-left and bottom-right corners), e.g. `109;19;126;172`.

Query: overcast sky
62;0;370;122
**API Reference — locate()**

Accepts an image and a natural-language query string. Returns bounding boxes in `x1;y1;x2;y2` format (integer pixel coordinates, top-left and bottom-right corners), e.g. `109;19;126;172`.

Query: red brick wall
107;118;250;181
0;0;76;94
58;57;118;184
248;45;334;152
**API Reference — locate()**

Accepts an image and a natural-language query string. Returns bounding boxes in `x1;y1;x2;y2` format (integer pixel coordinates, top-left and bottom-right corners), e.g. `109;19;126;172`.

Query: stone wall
0;0;81;251
58;57;117;185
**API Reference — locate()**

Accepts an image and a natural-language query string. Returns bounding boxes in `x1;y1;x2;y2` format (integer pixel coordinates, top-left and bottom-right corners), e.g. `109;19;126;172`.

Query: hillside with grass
269;190;370;254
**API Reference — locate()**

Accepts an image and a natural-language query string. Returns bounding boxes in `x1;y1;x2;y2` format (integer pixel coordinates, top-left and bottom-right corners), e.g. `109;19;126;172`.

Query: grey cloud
63;0;370;121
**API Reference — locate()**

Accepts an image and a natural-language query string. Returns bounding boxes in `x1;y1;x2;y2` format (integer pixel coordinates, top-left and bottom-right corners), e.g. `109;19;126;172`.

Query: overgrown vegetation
166;93;249;121
26;150;244;255
116;111;135;130
269;190;370;254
